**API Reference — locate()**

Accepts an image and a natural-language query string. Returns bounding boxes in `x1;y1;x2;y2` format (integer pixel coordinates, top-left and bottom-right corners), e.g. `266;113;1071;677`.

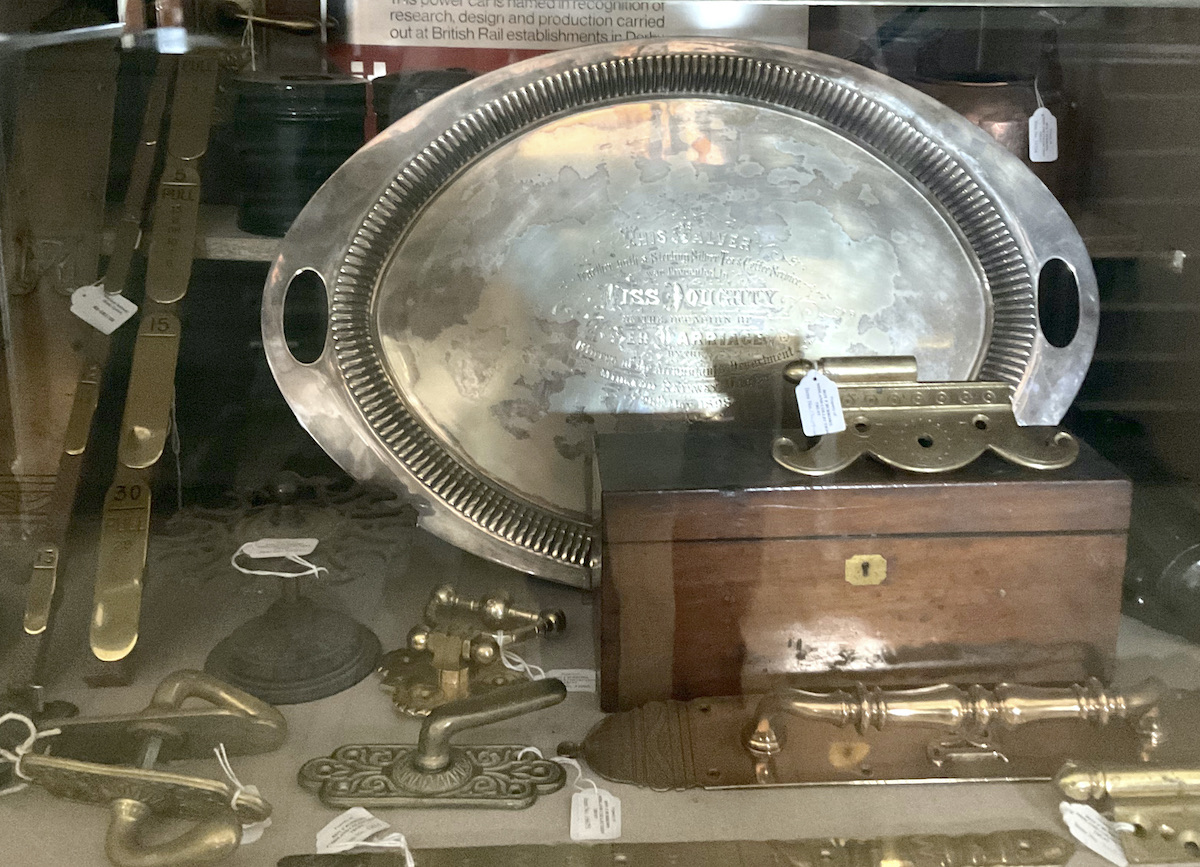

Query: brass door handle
416;678;567;772
148;669;287;727
106;799;242;867
300;678;569;808
749;678;1165;757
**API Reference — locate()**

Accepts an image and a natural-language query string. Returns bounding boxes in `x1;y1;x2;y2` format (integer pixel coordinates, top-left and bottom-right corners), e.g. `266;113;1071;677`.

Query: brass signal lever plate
774;357;1079;476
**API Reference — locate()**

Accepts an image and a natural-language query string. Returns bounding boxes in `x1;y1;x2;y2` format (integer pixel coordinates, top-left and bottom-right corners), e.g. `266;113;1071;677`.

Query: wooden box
597;429;1131;712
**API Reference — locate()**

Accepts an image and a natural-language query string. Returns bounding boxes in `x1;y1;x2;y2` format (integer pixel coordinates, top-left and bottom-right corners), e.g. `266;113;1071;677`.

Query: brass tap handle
106;798;242;867
424;584;565;633
414;678;567;773
749;679;1166;756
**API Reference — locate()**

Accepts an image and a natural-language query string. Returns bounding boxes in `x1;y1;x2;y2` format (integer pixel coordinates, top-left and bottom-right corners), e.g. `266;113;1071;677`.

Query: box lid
597;428;1131;543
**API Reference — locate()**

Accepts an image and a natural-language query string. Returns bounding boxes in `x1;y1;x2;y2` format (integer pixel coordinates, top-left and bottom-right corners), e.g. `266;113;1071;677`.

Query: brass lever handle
106;798;242;867
148;669;286;730
416;678;567;772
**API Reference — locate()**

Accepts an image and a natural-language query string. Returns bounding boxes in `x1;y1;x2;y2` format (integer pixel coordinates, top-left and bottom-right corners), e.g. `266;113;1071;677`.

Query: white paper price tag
241;538;319;558
1029;107;1059;163
316;807;391;854
796;370;846;436
238;786;270;845
545;669;597;693
70;283;137;335
570;788;621;841
1060;802;1130;867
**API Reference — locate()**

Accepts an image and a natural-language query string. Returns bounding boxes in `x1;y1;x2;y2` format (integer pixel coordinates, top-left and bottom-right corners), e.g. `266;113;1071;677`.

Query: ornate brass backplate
579;682;1200;789
22;754;271;824
301;679;567;809
774;358;1079;476
278;830;1074;867
299;744;566;809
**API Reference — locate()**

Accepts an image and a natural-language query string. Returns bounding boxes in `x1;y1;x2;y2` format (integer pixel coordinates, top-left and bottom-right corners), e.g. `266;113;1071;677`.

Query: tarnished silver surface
263;39;1098;585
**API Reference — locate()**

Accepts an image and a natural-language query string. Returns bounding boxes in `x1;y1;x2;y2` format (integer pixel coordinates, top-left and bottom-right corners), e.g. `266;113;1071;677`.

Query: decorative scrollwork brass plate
22;754;271;824
299;744;566;809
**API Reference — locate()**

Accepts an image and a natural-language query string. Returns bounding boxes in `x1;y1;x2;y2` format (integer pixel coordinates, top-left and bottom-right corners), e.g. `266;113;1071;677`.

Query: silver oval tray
263;39;1098;586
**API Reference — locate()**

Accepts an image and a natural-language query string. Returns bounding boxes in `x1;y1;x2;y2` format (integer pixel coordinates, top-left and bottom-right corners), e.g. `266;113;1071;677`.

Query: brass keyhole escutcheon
845;555;887;586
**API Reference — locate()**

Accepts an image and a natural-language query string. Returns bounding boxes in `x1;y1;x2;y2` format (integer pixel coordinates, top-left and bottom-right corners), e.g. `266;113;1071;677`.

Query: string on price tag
315;807;415;864
492;631;546;680
214;743;270;845
491;635;596;692
230;538;327;580
0;712;60;796
518;748;622;841
1029;76;1058;163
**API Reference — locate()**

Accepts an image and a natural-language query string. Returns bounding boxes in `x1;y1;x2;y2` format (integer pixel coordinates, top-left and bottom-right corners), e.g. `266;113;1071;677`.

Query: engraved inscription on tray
375;99;989;518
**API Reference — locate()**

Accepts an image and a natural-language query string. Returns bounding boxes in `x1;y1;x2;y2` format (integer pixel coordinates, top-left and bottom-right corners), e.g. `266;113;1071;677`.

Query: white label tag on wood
570;788;622;841
1029;107;1059;163
796;370;846;436
71;283;138;334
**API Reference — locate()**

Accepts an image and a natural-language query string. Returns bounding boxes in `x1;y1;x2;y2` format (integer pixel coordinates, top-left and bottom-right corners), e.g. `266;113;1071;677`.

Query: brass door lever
301;678;568;808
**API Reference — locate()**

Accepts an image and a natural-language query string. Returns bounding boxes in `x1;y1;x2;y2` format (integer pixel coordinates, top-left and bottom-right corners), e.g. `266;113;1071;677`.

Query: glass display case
2;2;1199;866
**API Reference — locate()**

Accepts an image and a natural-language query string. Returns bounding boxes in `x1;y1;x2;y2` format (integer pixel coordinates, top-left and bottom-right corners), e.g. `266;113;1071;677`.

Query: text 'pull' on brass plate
92;466;152;661
581;683;1200;790
277;830;1074;867
118;313;179;470
775;357;1079;476
263;39;1098;585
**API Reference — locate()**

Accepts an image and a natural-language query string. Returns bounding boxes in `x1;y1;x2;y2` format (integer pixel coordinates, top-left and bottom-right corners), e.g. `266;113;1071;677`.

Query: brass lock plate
580;695;1150;789
299;744;566;809
775;357;1079;476
23;754;270;824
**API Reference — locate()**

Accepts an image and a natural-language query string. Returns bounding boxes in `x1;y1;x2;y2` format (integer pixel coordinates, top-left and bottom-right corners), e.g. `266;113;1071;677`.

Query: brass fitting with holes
775;356;1078;475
